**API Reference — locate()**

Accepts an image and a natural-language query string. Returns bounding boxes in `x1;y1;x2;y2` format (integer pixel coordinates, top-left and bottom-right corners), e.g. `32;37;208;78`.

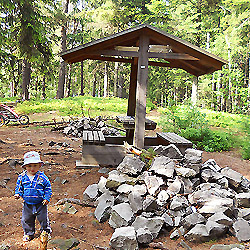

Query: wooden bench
156;132;193;154
82;130;105;145
78;130;126;168
116;116;157;130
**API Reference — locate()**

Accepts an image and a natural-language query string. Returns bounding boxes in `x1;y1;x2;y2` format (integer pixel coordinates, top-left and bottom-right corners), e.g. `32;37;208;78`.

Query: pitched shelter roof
61;24;227;76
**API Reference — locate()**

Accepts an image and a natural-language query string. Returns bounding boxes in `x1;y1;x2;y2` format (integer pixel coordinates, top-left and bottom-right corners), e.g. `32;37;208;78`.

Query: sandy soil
0;121;250;250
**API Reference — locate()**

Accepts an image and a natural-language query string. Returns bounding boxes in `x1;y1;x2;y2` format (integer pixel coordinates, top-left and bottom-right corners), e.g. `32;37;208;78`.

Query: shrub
242;137;250;160
180;127;233;152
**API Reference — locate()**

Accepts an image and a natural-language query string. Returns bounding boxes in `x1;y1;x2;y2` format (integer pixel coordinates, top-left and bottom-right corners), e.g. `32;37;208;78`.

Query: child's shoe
23;234;34;242
40;231;50;250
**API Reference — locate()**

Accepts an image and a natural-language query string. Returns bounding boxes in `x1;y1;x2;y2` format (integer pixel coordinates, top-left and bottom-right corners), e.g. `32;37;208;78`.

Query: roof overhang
61;24;228;77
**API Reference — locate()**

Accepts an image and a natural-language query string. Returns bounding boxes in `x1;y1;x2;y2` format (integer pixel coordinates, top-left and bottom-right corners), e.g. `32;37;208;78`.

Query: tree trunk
22;59;30;100
114;62;119;97
118;75;124;98
80;61;84;95
191;76;198;105
56;0;69;99
66;64;72;97
42;75;46;99
103;62;108;97
92;73;96;97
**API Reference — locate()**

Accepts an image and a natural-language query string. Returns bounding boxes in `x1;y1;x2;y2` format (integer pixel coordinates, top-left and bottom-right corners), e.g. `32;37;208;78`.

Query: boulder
110;226;139;250
83;184;99;202
149;156;175;178
132;216;164;239
235;193;250;208
109;203;135;228
117;156;145;176
136;228;153;244
221;167;243;189
232;218;250;242
184;224;209;242
128;193;143;213
182;212;206;229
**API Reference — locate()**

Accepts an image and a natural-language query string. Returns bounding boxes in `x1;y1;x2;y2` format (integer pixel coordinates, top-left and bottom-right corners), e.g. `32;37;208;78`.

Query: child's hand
42;200;49;205
14;194;20;199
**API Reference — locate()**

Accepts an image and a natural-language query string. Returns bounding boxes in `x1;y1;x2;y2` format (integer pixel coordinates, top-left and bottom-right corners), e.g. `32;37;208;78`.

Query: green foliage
180;127;233;152
238;117;250;160
140;147;157;169
15;96;128;117
242;138;250;160
158;104;208;132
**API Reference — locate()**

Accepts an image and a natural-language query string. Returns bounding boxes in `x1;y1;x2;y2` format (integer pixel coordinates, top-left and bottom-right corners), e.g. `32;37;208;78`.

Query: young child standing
14;151;52;242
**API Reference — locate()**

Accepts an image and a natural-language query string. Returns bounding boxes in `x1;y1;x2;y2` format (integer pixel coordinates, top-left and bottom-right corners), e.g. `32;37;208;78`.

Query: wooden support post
134;35;149;149
126;58;138;143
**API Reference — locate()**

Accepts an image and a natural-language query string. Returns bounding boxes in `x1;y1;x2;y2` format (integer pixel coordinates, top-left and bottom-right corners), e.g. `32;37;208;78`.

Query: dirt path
0;124;250;250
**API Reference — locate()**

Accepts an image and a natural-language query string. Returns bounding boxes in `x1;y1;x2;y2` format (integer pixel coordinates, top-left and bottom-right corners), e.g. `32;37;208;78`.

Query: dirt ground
0;121;250;250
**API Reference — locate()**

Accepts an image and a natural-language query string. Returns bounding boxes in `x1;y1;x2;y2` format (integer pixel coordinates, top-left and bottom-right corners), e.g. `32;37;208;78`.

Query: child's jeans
21;202;51;236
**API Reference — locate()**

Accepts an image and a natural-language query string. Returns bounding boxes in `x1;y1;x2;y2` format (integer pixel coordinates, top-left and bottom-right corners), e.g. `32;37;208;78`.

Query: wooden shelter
61;24;227;149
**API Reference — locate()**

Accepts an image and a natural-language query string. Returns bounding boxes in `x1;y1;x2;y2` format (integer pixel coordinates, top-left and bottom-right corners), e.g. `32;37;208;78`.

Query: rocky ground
0;120;250;250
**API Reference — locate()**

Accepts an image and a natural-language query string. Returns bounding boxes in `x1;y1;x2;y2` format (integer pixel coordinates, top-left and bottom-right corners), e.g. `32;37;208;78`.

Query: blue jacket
15;171;52;205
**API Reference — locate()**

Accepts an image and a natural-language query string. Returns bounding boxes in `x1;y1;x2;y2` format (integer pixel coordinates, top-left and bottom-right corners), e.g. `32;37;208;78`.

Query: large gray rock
83;184;99;202
143;195;158;212
201;169;223;182
98;176;108;193
167;176;183;195
184;224;209;242
132;184;147;196
175;167;197;178
117;184;134;194
198;197;234;215
170;196;189;211
206;220;227;238
132;216;165;239
144;174;164;196
182;212;206;229
154;144;183;159
221;167;243;188
106;170;132;188
235;208;250;220
184;148;203;164
235;193;250;208
208;212;233;226
128;193;143;213
110;226;139;250
117;156;145;176
109;203;135;228
210;244;245;250
162;212;174;227
136;228;153;244
170;226;186;239
202;159;221;172
149;156;175;178
232;218;250;242
95;193;114;222
157;190;170;206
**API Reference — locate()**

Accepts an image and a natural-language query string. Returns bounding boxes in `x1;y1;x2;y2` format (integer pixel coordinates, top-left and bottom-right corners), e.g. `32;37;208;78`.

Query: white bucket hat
22;151;43;168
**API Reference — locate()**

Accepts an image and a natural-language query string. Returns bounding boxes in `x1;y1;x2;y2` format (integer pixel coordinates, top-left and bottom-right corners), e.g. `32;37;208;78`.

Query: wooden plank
92;131;99;143
98;131;105;142
157;132;192;145
82;131;88;142
87;131;94;142
134;34;149;149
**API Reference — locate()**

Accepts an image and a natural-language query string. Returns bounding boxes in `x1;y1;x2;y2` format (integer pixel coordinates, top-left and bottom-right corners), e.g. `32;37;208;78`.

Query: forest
0;0;250;114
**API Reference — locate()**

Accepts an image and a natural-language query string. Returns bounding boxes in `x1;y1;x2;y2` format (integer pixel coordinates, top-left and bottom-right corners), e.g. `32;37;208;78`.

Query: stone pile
62;116;121;138
83;145;250;250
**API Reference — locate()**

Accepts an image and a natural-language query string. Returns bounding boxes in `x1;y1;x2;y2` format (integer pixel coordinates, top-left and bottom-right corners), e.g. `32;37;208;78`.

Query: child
14;151;52;242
